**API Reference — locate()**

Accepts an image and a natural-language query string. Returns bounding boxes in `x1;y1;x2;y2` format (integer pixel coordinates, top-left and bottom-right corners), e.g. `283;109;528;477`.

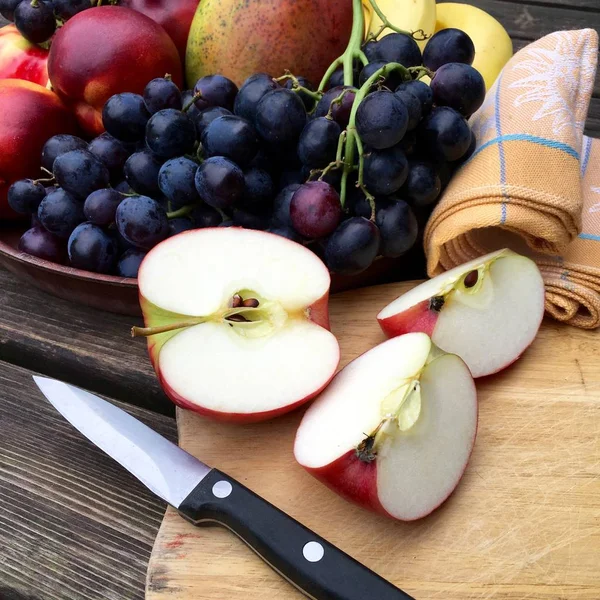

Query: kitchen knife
33;376;415;600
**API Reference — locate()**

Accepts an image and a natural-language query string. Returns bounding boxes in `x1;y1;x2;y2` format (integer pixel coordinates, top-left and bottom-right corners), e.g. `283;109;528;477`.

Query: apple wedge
134;228;340;422
294;333;477;521
377;249;545;378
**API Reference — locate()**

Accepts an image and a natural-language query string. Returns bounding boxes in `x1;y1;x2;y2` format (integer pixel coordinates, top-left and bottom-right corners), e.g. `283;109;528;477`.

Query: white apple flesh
377;249;545;378
294;333;478;521
135;228;340;422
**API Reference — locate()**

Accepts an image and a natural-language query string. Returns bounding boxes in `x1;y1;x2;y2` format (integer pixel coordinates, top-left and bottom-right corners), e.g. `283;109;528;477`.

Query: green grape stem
166;205;195;219
318;0;366;91
340;62;411;209
365;0;431;42
274;73;323;102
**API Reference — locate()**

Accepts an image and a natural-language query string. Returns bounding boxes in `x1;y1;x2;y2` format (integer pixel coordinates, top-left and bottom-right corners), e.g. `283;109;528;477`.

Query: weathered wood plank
0;361;177;600
0;268;170;416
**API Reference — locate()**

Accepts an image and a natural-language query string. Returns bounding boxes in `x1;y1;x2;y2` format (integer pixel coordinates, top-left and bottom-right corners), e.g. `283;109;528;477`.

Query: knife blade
33;376;415;600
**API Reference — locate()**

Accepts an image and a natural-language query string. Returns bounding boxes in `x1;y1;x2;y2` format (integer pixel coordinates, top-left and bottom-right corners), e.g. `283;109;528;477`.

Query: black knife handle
178;470;415;600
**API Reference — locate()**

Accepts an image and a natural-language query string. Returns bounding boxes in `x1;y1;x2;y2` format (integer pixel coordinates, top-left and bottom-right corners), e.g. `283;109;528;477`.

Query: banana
362;0;437;51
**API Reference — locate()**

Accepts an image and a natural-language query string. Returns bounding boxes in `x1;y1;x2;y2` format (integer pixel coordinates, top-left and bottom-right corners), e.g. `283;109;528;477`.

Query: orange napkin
424;29;600;329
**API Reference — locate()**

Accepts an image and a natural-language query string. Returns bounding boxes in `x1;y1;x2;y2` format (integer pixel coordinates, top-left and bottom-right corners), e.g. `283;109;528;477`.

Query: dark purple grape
363;41;379;61
114;180;135;195
18;227;66;263
190;204;222;228
8;179;46;215
255;88;307;149
41;135;88;172
272;183;301;226
201;115;259;167
115;195;169;250
396;80;433;116
88;133;132;184
370;33;422;68
143;77;182;114
192;106;232;137
242;168;274;211
358;61;404;90
328;67;345;89
324;217;380;275
31;211;41;228
181;89;202;120
124;150;163;197
423;28;475;71
0;0;21;21
394;88;422;131
83;188;122;226
37;188;84;239
356;90;409;150
346;187;372;219
168;217;194;236
194;156;244;209
14;0;55;43
68;223;118;274
290;181;342;238
364;145;409;196
267;225;302;242
234;73;279;123
419;106;471;161
297;117;341;169
455;130;477;165
283;76;316;111
117;248;146;278
102;93;150;143
278;168;305;190
145;109;196;159
53;149;110;200
402;161;442;208
376;198;418;258
158;157;200;208
431;63;485;117
193;75;239;112
399;130;417;156
232;208;270;230
314;86;356;127
247;149;273;174
53;0;91;20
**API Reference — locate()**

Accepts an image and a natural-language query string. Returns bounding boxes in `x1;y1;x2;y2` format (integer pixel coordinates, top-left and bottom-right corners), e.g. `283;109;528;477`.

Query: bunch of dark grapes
0;0;99;44
13;25;483;279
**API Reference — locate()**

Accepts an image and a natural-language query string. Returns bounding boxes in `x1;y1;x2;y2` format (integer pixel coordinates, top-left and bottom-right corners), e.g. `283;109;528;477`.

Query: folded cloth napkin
423;28;600;329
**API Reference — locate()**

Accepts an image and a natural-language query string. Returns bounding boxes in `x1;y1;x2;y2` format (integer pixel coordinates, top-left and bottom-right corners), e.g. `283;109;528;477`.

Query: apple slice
377;249;545;378
134;228;340;422
294;333;477;521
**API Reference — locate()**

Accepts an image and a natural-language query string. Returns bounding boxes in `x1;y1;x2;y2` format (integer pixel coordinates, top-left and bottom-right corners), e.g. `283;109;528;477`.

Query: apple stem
131;317;208;338
364;0;430;42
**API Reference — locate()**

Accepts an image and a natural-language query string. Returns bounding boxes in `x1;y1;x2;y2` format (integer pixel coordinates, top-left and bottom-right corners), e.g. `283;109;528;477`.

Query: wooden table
1;2;600;598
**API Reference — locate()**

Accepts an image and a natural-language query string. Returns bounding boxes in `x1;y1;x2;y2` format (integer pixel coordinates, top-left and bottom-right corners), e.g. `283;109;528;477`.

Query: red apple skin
0;24;49;85
47;6;183;136
378;299;439;339
119;0;199;65
305;451;392;518
0;80;79;220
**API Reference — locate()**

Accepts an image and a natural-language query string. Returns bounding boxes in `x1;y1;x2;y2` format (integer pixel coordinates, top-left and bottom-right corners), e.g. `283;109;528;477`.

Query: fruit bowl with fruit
0;0;491;315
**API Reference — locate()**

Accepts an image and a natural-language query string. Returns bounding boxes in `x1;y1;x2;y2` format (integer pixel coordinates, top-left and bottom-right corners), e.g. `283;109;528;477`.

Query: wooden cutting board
146;282;600;600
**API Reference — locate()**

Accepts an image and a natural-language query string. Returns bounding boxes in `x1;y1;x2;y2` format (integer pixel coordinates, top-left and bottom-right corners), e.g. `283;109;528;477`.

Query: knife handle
178;470;415;600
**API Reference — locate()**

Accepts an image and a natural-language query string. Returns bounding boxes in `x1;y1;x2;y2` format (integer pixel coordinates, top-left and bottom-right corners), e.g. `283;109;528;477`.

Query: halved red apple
135;228;340;422
294;333;478;521
377;249;545;378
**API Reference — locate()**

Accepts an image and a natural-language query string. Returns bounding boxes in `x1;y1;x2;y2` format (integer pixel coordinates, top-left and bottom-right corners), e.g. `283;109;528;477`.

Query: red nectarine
0;80;78;220
48;6;183;136
0;24;48;85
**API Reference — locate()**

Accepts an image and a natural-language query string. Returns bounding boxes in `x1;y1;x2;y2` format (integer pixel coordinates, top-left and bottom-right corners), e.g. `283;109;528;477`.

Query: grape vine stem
365;0;430;42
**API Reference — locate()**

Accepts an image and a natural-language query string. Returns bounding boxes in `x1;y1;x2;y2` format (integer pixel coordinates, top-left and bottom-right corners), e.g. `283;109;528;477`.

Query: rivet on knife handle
178;470;415;600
